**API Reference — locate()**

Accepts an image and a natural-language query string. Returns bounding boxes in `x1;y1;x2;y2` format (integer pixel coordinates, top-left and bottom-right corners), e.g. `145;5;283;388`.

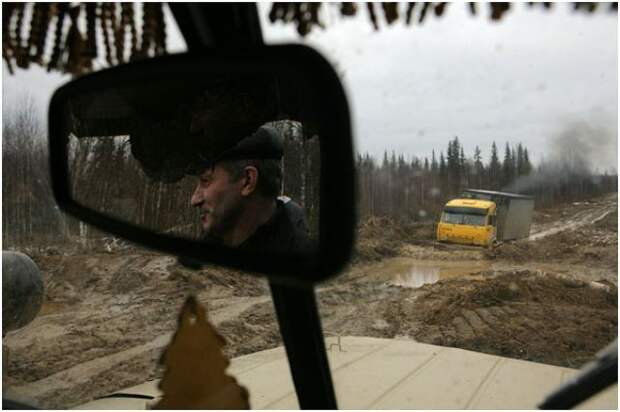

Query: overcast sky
3;3;618;171
259;3;618;172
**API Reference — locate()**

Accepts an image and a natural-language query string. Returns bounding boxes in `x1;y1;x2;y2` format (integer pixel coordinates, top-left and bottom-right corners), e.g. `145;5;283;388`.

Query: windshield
3;4;283;409
2;3;618;410
441;211;487;226
263;3;618;409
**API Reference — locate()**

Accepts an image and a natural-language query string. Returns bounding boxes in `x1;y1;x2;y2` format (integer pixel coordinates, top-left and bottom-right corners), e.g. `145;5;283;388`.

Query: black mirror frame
48;45;356;286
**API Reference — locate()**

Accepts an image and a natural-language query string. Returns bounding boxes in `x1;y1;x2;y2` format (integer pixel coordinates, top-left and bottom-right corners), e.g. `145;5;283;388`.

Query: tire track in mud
412;273;617;367
318;264;617;369
449;305;523;340
528;196;617;241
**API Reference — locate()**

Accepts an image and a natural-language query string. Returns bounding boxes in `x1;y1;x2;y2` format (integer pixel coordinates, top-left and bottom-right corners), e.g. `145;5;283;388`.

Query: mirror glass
62;73;320;256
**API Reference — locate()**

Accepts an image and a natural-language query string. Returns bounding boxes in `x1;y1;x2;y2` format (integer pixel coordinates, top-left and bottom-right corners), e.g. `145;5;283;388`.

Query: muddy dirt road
3;193;618;408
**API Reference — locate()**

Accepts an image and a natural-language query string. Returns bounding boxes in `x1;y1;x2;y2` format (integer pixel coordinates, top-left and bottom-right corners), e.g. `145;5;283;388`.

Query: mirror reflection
64;76;320;255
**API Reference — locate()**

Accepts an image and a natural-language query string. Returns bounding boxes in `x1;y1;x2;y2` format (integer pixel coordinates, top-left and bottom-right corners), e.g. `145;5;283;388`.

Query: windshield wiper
538;339;617;409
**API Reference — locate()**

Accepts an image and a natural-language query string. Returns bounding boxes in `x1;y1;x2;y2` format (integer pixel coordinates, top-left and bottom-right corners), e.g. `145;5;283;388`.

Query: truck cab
436;199;497;246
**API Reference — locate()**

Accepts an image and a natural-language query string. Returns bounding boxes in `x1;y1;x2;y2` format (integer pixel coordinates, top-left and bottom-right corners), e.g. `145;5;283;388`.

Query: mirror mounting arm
168;3;263;49
269;282;338;409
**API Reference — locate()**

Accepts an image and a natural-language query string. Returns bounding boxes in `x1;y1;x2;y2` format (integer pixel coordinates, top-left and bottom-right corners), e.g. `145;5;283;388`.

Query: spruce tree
459;146;467;187
489;142;501;190
447;137;461;194
516;143;525;176
523;148;532;175
474;145;484;188
439;151;448;195
431;149;438;173
502;142;513;188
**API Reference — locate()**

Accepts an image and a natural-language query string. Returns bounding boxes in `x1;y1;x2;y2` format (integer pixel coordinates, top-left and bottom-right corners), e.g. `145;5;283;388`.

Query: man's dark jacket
239;199;314;254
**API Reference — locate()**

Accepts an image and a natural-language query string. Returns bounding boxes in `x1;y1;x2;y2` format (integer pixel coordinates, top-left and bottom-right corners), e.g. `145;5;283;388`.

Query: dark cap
186;125;284;175
217;125;284;163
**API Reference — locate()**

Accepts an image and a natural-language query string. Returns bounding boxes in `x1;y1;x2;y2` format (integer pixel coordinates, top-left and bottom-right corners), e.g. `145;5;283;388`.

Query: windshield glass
2;3;617;410
3;4;282;409
442;211;487;226
262;3;618;409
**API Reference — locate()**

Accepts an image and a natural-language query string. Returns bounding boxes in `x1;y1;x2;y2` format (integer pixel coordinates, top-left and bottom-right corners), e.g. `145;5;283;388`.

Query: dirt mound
412;271;617;368
318;270;617;369
417;270;616;325
353;217;435;262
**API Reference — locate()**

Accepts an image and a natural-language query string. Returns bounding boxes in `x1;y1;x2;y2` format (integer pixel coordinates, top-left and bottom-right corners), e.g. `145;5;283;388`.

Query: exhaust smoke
504;119;617;193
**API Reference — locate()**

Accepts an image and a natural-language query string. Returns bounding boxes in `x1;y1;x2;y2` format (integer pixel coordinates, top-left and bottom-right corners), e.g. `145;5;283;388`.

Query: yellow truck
436;189;534;247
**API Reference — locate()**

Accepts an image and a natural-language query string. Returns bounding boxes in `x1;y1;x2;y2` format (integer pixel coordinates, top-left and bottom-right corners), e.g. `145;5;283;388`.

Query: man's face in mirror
187;126;313;254
190;165;246;242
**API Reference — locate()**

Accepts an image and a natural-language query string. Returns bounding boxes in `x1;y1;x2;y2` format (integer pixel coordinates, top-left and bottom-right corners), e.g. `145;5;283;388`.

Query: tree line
2;100;616;247
356;136;617;222
3;97;66;246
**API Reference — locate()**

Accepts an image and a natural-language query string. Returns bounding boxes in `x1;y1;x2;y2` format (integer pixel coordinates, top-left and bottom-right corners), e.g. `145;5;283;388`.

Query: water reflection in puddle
392;265;440;288
384;259;491;289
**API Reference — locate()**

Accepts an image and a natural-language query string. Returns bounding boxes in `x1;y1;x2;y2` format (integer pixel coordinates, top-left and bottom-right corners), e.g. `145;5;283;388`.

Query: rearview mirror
48;46;355;284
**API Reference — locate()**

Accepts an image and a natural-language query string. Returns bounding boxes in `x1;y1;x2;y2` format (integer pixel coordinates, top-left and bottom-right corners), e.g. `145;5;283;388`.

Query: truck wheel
2;251;44;336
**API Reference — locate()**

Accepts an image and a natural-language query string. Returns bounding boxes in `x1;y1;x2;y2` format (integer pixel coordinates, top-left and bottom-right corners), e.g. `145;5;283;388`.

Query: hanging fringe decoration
28;3;50;65
367;3;379;31
154;3;167;56
3;2;167;77
48;2;68;72
268;2;324;35
468;2;477;16
267;2;614;36
490;2;511;21
382;3;399;25
65;4;90;76
405;3;417;25
418;2;431;24
85;3;97;63
101;2;115;66
2;3;17;74
434;2;447;17
141;3;157;58
1;2;614;76
121;3;139;61
340;3;357;16
113;3;125;64
14;3;27;68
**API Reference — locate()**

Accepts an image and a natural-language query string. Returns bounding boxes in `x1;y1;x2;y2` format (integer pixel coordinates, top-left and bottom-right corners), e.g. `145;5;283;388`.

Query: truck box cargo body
460;189;535;241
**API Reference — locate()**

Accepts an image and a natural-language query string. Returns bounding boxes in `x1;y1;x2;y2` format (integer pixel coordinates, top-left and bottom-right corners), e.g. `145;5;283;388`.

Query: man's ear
240;166;259;196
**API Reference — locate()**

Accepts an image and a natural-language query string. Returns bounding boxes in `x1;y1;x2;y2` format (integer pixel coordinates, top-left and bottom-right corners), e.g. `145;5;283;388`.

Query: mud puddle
364;257;491;288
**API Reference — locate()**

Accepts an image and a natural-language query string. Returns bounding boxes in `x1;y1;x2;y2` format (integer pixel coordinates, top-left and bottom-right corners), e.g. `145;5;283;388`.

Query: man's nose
190;185;203;207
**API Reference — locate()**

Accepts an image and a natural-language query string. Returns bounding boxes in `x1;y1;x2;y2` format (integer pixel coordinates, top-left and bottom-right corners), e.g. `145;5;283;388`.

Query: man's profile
190;125;313;254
